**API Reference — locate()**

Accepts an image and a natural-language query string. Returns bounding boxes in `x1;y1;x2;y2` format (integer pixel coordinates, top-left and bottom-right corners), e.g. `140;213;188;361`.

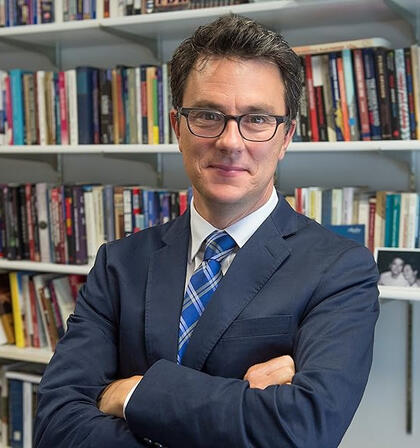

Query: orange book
336;56;351;141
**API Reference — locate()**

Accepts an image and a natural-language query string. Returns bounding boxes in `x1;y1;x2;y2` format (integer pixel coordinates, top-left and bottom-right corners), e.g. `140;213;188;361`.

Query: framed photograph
375;248;420;288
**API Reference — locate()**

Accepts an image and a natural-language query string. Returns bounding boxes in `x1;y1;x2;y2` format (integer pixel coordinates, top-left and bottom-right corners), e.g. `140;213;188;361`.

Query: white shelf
379;286;420;302
0;259;92;275
1;140;420;154
0;0;398;50
0;345;52;364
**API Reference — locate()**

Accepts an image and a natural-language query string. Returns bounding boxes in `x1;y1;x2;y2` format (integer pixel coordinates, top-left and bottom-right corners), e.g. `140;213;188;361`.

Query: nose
215;118;245;152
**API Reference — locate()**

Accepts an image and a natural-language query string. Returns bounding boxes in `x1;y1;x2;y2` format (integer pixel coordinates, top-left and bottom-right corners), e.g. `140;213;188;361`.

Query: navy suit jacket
34;196;379;448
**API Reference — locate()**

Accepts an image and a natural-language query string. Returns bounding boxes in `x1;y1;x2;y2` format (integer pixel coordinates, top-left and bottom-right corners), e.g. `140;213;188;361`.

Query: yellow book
146;66;156;144
8;272;25;348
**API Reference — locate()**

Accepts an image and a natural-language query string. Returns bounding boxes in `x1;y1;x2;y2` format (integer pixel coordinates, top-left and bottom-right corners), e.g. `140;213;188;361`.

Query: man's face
171;56;295;217
390;257;404;276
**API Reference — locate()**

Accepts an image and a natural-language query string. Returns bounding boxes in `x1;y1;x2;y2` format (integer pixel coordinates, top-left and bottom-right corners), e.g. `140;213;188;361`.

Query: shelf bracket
98;24;158;56
0;36;57;67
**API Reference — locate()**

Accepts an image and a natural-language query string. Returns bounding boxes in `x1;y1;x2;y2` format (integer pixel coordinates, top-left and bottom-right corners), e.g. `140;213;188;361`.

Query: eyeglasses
177;107;288;142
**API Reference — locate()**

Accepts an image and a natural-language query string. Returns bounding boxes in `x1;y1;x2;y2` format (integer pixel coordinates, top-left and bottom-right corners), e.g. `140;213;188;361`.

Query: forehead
392;258;403;264
182;56;286;111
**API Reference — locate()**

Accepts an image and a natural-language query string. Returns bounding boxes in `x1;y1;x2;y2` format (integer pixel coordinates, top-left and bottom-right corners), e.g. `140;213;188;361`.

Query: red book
353;49;370;140
28;277;40;348
58;71;69;145
5;75;13;145
178;191;188;215
25;183;36;261
336;56;351;141
368;198;376;253
304;55;319;142
295;188;303;214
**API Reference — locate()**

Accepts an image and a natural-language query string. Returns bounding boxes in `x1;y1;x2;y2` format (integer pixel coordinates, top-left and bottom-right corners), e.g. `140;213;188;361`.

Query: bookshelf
0;2;420;447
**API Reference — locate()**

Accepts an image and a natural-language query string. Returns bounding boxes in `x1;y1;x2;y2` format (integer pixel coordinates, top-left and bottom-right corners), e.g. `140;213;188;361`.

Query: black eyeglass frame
177;107;289;142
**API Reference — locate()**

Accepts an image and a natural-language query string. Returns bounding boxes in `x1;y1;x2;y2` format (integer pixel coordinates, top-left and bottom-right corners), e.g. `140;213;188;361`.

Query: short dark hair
169;15;302;128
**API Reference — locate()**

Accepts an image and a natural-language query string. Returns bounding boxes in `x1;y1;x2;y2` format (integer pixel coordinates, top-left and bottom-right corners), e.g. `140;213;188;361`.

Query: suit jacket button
153;443;164;448
142;438;153;446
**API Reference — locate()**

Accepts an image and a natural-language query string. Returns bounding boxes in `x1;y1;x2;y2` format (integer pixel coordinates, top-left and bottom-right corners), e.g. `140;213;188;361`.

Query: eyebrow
188;101;278;115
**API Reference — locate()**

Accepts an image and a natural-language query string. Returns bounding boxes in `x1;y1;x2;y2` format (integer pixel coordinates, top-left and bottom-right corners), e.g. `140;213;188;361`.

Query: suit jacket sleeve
125;244;379;448
34;244;145;448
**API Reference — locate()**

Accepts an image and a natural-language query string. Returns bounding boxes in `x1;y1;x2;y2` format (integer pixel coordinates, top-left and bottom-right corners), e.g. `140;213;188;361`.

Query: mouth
209;164;248;175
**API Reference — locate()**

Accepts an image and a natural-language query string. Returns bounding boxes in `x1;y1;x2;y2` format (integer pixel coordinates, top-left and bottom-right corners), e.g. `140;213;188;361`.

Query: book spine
395;48;410;140
336;55;351;141
35;183;51;263
64;185;76;264
140;66;148;144
8;379;23;448
76;67;94;144
298;58;310;141
92;68;100;144
18;185;29;260
58;71;69;145
320;54;335;142
157;66;164;144
363;48;381;140
404;48;417;140
374;48;392;139
24;183;35;261
10;69;24;145
329;53;344;141
9;272;25;348
123;188;133;237
66;70;78;145
37;71;47;146
304;55;319;142
99;68;113;144
353;49;370;140
386;49;401;139
411;45;420;140
342;49;359;141
28;278;40;348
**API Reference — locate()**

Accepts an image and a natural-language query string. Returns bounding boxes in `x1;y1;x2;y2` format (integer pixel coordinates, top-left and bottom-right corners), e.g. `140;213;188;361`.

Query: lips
210;163;247;172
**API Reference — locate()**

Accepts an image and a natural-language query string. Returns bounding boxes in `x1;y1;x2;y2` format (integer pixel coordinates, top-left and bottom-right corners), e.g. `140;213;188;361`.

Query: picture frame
375;247;420;288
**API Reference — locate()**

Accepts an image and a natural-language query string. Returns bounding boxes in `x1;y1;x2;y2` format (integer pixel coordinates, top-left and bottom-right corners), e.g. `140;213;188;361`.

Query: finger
244;355;295;379
247;366;295;390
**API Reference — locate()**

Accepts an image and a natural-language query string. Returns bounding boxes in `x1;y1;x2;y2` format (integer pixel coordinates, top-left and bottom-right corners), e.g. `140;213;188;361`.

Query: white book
398;192;409;248
35;183;51;263
83;188;97;264
51;277;75;331
342;187;356;225
357;194;370;247
331;189;343;225
92;185;105;251
395;48;410;140
110;0;124;17
308;187;322;223
406;193;418;249
21;275;33;348
135;67;142;144
96;0;104;19
66;69;78;145
36;71;47;146
410;45;420;140
55;0;63;23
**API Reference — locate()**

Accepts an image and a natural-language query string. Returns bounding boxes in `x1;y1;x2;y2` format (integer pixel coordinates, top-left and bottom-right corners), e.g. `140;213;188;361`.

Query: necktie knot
203;230;236;263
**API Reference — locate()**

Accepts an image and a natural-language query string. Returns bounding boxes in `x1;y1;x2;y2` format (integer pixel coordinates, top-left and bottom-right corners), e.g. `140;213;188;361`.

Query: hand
243;355;295;390
98;375;143;418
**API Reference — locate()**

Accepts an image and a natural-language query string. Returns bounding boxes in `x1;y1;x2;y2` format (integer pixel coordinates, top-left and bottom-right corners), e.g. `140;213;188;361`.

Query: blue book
325;224;365;246
9;69;25;145
76;67;94;144
390;193;401;248
54;73;61;145
103;185;115;242
9;379;23;448
384;193;394;247
328;53;344;141
142;189;149;229
362;48;382;140
159;191;170;224
321;189;332;225
147;190;159;227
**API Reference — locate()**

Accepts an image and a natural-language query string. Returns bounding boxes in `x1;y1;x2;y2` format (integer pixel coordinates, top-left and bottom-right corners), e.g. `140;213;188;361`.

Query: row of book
287;188;420;253
293;40;420;142
0;183;192;265
0;0;250;26
0;362;45;448
0;64;175;146
0;272;84;352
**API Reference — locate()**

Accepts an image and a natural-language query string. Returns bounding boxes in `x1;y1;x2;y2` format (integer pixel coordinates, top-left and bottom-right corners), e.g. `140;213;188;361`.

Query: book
8;272;25;348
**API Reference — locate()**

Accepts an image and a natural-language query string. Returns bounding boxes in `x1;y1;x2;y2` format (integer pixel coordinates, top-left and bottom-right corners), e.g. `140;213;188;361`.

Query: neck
193;189;273;229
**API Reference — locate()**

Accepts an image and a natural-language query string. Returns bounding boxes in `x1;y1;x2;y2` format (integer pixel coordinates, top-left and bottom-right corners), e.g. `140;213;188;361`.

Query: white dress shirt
123;188;279;418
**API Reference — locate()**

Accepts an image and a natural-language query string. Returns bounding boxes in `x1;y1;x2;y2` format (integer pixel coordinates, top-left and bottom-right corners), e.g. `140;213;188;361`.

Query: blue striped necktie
177;230;236;364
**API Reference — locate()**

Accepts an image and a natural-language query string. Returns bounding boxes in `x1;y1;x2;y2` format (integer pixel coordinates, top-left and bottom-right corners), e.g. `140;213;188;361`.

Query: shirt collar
189;188;278;262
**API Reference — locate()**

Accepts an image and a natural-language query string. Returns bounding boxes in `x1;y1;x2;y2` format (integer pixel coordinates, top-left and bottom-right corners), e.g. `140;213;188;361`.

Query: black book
99;69;114;144
386;49;400;139
18;185;30;260
373;48;392;139
31;184;41;261
299;57;310;142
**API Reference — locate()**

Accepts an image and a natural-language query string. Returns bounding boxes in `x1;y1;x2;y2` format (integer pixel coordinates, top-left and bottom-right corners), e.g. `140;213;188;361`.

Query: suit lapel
182;197;298;371
144;211;190;366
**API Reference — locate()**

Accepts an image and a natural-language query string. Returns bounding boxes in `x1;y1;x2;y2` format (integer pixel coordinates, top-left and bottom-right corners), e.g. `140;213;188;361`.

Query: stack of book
293;38;420;142
0;272;84;352
287;187;420;252
0;362;45;448
0;183;192;264
0;0;251;26
0;64;173;145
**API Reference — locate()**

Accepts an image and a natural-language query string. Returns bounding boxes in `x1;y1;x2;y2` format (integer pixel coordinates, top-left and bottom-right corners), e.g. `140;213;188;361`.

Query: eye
194;111;221;121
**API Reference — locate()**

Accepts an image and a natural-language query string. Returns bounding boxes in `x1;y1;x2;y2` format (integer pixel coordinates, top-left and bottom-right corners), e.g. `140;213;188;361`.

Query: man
378;256;409;286
34;16;379;448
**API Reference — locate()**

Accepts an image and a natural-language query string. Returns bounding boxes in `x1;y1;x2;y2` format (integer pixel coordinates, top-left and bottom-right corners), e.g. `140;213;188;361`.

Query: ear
170;109;181;141
278;120;296;161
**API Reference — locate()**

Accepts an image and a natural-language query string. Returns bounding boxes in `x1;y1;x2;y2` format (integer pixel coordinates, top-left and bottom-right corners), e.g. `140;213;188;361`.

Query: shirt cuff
123;379;141;420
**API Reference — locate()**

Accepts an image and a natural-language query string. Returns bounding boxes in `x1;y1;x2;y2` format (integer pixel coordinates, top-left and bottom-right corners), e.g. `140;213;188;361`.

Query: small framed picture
375;248;420;288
